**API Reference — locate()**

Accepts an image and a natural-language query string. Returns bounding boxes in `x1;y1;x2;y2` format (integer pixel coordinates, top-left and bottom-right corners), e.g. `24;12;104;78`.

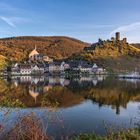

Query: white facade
79;67;92;73
11;64;45;75
49;64;61;73
31;65;45;74
20;69;32;75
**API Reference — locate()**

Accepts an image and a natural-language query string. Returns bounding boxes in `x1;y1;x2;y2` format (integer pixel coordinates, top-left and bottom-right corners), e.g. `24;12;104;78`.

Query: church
29;46;44;61
11;46;52;75
29;46;53;63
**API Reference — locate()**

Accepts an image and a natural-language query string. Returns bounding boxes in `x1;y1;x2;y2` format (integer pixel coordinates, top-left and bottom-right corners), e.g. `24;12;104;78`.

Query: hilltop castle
84;32;128;53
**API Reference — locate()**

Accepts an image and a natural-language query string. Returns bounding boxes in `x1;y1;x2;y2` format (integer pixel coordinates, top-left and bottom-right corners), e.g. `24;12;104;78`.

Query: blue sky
0;0;140;43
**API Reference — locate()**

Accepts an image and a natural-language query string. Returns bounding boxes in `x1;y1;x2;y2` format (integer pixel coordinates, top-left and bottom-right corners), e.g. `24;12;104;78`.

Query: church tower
29;45;43;61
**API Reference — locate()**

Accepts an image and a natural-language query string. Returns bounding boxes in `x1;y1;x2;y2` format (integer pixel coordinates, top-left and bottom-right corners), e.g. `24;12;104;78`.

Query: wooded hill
70;39;140;72
0;55;9;71
0;36;88;61
0;35;140;72
132;43;140;49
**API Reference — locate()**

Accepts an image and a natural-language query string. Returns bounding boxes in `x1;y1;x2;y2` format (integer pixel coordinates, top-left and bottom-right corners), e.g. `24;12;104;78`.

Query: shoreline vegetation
71;127;140;140
0;109;139;140
0;112;139;140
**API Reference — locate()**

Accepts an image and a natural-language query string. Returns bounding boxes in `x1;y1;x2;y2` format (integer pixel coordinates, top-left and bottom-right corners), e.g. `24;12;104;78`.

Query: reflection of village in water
3;75;140;115
9;75;106;102
3;75;105;104
11;76;72;102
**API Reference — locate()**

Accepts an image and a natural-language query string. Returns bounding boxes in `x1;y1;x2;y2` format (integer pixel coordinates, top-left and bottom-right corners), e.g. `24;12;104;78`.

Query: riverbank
71;127;140;140
1;110;139;140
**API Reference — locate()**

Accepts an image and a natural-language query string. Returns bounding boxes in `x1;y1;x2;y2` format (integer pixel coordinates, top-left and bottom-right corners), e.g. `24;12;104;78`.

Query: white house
20;64;32;75
11;63;20;75
92;63;105;74
31;64;45;74
60;61;70;71
49;62;62;73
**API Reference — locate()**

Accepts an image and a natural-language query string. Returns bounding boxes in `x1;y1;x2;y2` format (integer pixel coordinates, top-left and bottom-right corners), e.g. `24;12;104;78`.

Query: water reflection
1;76;140;114
0;76;140;139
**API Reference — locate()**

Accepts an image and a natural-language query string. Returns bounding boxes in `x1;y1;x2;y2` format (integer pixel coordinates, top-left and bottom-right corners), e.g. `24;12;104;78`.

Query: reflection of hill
0;77;140;113
0;79;84;108
0;79;9;94
69;78;140;114
42;86;84;108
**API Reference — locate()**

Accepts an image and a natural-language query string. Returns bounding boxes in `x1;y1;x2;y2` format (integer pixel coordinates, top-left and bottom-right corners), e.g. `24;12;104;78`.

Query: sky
0;0;140;43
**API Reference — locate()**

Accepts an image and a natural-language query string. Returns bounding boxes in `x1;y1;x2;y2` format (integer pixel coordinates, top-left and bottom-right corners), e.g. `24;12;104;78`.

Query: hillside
0;36;88;61
132;43;140;49
71;38;140;72
0;35;140;72
0;55;9;71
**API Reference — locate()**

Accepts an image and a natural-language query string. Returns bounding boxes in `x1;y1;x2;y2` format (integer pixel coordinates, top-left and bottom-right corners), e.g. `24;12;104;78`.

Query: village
6;46;106;76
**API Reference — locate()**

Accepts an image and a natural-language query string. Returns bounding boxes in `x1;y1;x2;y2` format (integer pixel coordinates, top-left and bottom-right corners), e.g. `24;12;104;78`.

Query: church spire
29;45;39;58
35;45;37;50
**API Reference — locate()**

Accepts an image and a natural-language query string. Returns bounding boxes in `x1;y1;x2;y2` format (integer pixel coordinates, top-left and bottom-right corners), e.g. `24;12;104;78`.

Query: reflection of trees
68;78;140;114
41;86;84;108
0;79;84;108
0;79;9;94
1;77;140;114
85;89;129;115
0;79;41;107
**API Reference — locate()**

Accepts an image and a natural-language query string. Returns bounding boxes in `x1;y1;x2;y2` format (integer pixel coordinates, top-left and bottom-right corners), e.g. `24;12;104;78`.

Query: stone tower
116;32;120;41
123;38;127;43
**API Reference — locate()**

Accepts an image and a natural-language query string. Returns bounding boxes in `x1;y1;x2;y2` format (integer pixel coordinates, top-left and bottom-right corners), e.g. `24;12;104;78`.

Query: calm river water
0;75;140;139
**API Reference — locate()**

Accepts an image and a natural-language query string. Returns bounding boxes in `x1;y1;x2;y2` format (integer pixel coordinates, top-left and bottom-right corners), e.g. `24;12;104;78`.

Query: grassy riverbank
71;127;140;140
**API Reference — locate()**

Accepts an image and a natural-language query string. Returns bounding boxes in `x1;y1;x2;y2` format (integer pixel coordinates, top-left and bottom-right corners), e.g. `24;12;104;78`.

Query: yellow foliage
0;55;8;70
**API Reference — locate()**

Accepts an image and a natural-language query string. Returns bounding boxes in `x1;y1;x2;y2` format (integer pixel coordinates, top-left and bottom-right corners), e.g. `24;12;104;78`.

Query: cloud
59;23;114;30
110;22;140;35
90;24;114;29
0;16;29;28
0;16;16;27
0;2;30;28
110;22;140;43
